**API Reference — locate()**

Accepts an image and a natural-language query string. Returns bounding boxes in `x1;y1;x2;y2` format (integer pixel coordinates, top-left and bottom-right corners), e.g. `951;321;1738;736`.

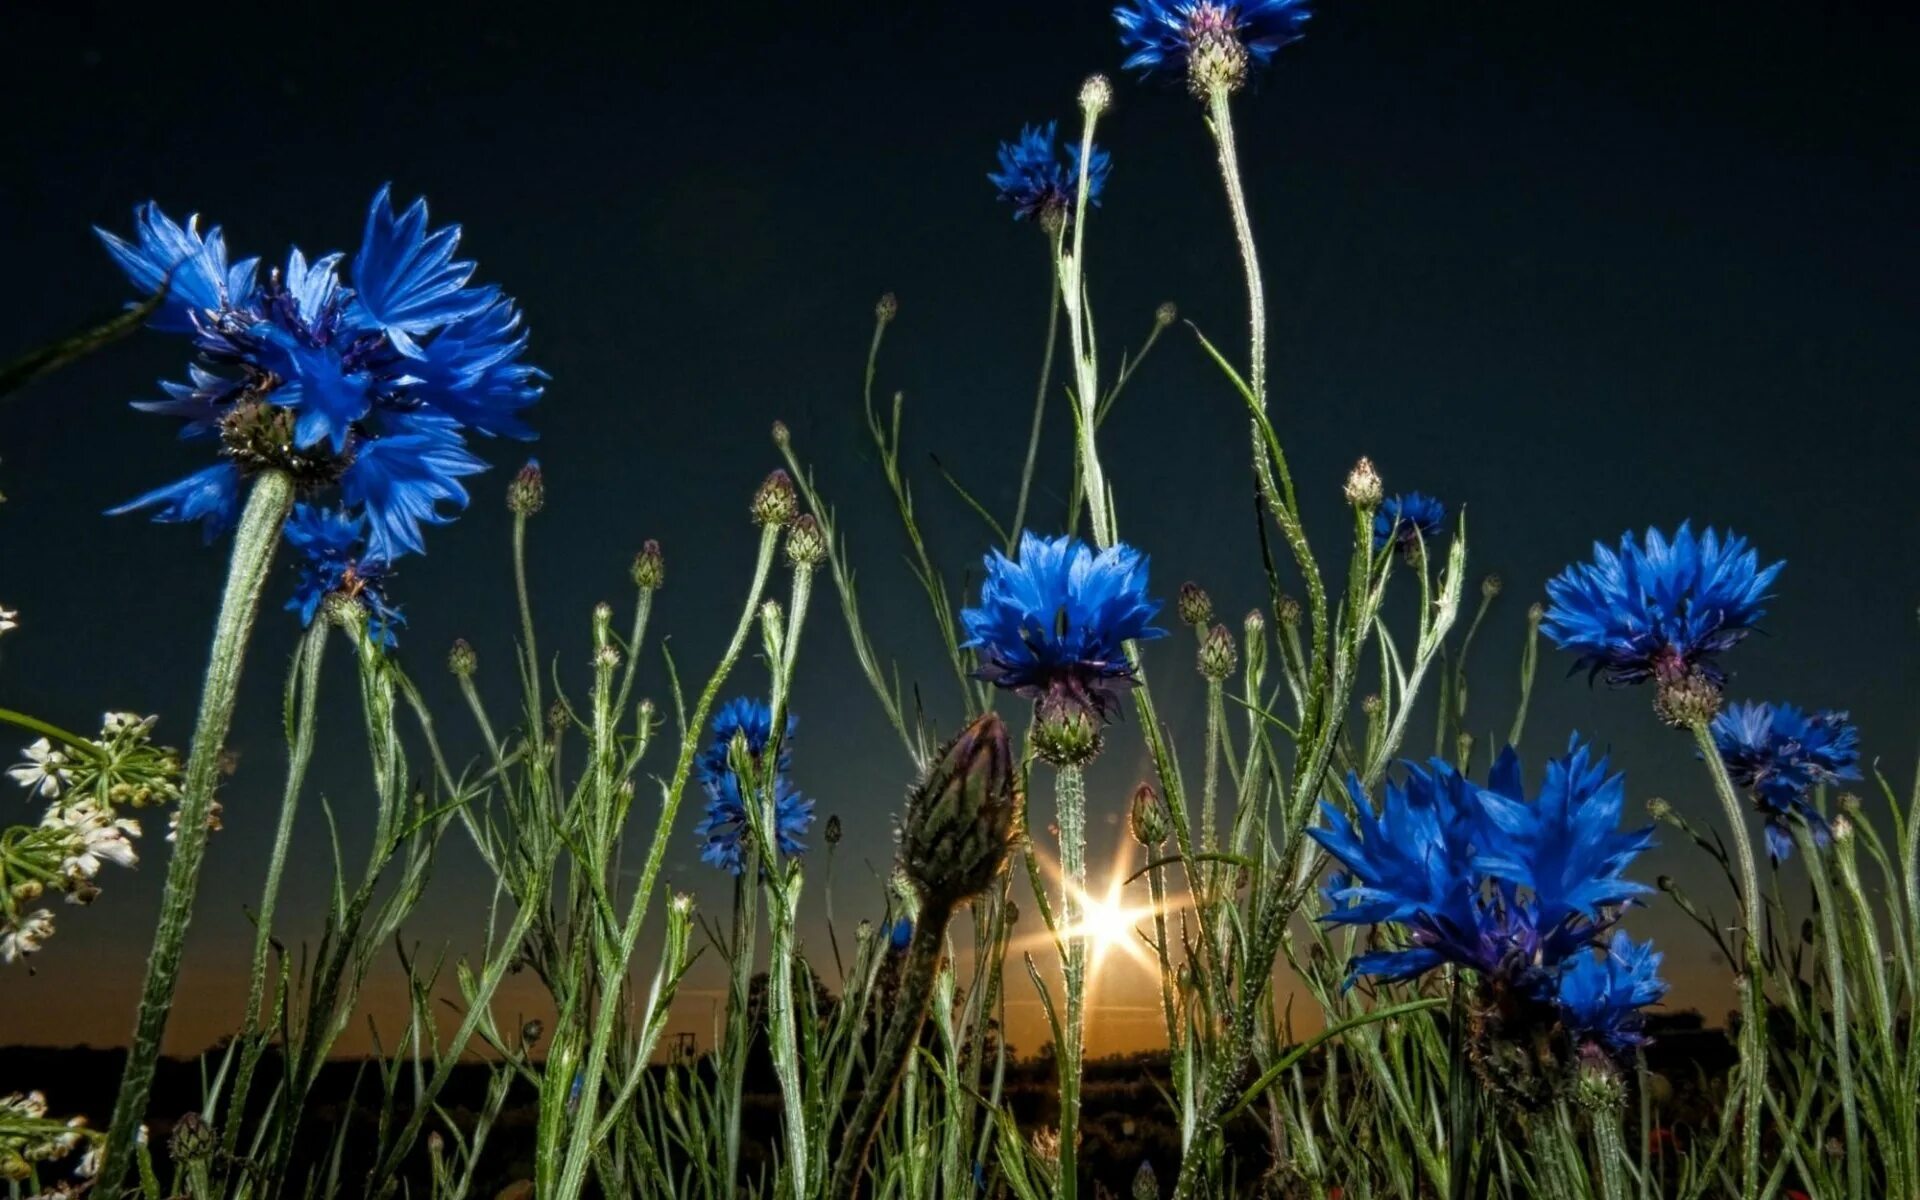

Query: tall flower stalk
99;468;292;1185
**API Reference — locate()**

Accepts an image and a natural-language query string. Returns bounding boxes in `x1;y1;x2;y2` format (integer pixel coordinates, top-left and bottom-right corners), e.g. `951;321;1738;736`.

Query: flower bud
901;712;1021;908
169;1112;216;1165
1033;690;1102;768
1654;671;1722;728
1344;457;1383;510
1132;1160;1160;1200
1481;574;1503;600
825;814;843;846
1176;581;1213;627
1527;601;1545;624
1646;798;1674;821
1276;595;1301;627
1362;693;1384;718
1837;792;1863;817
1129;782;1169;847
1832;815;1855;844
770;419;790;448
786;513;828;567
631;540;665;591
875;292;899;325
507;459;545;516
521;1019;545;1048
1198;623;1237;681
1079;73;1113;116
751;469;799;527
1154;301;1178;328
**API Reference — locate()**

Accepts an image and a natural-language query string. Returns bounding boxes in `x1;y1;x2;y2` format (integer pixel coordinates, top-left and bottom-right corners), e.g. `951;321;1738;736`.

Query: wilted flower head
0;909;55;964
1543;524;1782;690
97;186;544;560
284;504;403;647
1711;701;1862;860
1555;931;1669;1053
900;712;1020;907
961;532;1165;762
1114;0;1312;96
988;122;1112;226
694;698;814;875
1372;492;1446;557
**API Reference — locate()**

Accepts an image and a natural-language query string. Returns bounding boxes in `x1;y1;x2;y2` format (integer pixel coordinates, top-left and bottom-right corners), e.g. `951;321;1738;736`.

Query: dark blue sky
1;0;1916;1053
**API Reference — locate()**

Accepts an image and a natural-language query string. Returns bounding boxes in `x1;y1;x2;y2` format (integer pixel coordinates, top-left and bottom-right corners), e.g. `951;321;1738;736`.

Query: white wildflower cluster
0;606;16;637
2;712;179;965
0;1090;97;1187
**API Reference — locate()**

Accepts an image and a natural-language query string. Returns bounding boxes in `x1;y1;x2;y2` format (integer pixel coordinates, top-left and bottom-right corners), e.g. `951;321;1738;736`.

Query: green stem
512;511;541;723
828;898;955;1198
1509;605;1543;748
1594;1103;1632;1200
219;620;328;1170
1054;762;1088;1200
99;469;293;1188
1206;86;1266;411
1794;823;1862;1200
0;709;105;761
1009;232;1064;552
1690;717;1767;1200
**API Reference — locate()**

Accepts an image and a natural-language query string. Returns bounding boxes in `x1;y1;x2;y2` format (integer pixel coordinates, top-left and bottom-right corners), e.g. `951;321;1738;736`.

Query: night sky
2;1;1916;1058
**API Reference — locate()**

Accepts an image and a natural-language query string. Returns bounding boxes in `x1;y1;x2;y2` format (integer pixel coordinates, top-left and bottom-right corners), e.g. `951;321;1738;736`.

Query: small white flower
0;909;55;963
99;712;156;742
9;738;70;799
0;606;17;636
46;800;140;878
166;798;221;844
1;1089;50;1119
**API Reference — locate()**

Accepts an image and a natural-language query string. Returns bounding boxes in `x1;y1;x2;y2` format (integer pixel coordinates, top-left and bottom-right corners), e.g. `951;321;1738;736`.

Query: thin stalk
1795;822;1862;1200
1594;1103;1632;1200
219;621;329;1170
1206;86;1267;411
1690;716;1768;1200
1054;762;1088;1200
1008;230;1065;552
100;469;294;1186
1509;604;1544;748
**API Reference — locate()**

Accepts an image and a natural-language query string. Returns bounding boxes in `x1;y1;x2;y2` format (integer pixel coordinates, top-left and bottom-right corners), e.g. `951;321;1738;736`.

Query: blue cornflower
694;698;815;875
1313;758;1539;986
1542;524;1783;689
988;122;1112;225
283;504;404;648
1372;492;1446;557
1114;0;1311;94
98;186;545;561
1474;738;1653;941
1711;701;1861;861
961;532;1165;722
1316;742;1655;1005
890;916;914;952
1555;931;1669;1053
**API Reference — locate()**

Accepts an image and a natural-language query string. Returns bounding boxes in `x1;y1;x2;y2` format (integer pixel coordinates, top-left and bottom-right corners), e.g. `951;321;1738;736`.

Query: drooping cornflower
960;532;1165;765
1542;524;1783;691
988;121;1112;227
283;504;405;648
1554;931;1669;1054
1114;0;1312;96
97;185;545;562
1710;701;1862;861
694;697;815;876
1314;739;1663;1062
1372;492;1446;558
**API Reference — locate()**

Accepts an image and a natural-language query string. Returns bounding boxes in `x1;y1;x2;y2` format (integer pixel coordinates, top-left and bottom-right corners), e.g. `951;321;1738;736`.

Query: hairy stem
100;469;293;1186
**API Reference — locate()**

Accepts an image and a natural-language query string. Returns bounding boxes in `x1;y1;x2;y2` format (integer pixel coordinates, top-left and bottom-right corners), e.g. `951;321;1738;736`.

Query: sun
1068;880;1156;973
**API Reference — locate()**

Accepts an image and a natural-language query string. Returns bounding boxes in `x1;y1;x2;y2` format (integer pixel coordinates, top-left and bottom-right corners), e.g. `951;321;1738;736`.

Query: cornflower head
1542;524;1783;709
1314;740;1662;1072
284;504;404;647
960;532;1165;765
97;186;545;562
988;121;1112;230
693;697;814;875
1554;931;1668;1054
1114;0;1312;96
1372;492;1446;560
1710;701;1862;860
